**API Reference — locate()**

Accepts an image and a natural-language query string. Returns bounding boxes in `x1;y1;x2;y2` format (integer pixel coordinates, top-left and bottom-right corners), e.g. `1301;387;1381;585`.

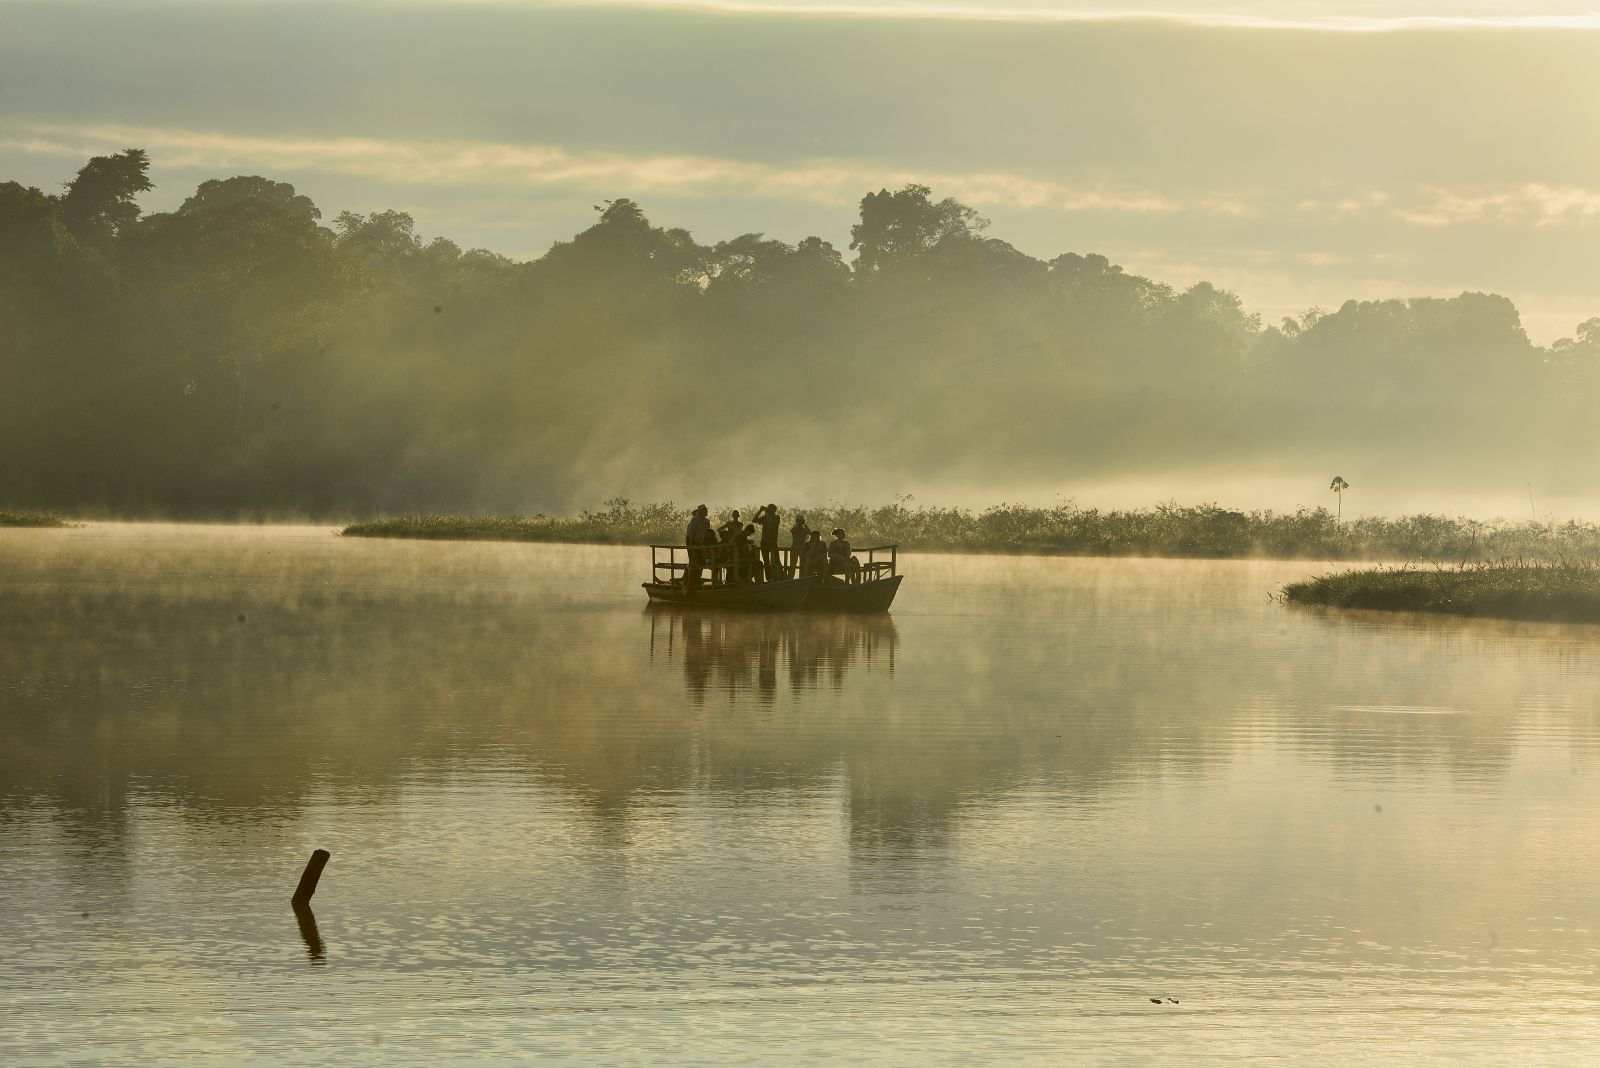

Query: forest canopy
2;150;1597;518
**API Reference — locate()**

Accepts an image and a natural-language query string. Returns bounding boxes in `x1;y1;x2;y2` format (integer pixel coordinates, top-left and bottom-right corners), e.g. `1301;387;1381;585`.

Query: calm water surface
4;523;1600;1064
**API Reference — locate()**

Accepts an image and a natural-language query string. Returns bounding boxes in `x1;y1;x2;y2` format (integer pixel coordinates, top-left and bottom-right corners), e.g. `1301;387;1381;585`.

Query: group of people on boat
684;504;861;588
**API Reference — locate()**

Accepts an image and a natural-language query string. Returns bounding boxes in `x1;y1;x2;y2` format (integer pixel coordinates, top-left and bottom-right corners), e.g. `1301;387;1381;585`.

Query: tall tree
849;183;986;277
59;149;152;251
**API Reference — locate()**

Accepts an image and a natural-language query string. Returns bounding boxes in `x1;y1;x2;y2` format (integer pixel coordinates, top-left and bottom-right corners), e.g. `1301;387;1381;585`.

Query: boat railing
649;542;898;586
856;544;898;580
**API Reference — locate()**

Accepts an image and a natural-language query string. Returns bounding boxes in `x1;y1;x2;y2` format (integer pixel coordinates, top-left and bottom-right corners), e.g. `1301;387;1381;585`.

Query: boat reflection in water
649;609;898;701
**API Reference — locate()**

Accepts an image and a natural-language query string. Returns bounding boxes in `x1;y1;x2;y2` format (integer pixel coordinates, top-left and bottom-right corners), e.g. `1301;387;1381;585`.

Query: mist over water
8;0;1600;1061
5;524;1600;1062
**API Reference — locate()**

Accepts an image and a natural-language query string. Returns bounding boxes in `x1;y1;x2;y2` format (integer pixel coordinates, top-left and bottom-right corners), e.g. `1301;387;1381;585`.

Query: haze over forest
3;148;1597;519
3;2;1598;518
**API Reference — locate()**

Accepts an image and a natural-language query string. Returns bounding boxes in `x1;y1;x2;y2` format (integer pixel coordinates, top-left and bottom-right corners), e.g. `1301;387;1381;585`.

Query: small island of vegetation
1284;562;1600;623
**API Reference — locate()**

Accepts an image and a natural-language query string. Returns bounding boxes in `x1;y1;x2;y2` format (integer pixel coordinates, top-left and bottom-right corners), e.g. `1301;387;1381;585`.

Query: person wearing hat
684;504;711;589
827;528;861;584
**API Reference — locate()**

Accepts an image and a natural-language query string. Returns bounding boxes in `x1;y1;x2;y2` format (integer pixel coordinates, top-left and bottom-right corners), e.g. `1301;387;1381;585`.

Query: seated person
827;528;861;583
801;529;829;578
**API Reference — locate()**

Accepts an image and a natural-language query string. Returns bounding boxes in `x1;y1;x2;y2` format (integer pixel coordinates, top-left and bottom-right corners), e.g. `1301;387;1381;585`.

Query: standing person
684;504;711;589
828;528;861;584
789;513;811;578
734;523;760;584
714;509;742;586
755;504;782;582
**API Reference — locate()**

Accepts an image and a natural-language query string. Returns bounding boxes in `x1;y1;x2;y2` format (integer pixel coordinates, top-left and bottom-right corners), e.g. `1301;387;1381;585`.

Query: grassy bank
342;498;1600;561
1284;562;1600;622
0;511;68;528
341;511;665;545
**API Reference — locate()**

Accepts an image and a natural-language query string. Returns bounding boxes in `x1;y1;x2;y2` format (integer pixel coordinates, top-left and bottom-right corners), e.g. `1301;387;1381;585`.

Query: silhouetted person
801;529;828;578
789;513;811;577
685;503;711;589
828;528;861;584
755;504;782;582
714;509;742;585
734;523;760;584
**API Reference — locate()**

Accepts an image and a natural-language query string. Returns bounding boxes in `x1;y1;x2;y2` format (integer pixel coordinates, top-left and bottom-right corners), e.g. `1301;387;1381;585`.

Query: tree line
3;149;1597;518
343;498;1600;563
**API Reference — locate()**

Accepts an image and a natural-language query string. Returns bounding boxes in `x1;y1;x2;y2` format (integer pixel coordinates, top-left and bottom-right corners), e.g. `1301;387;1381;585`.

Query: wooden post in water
291;849;331;906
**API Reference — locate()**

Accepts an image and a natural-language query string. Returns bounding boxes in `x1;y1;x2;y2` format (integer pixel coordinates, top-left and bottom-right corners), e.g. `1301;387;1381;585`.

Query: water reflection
7;528;1600;1064
292;900;326;964
1277;603;1600;783
648;610;897;701
5;532;1600;844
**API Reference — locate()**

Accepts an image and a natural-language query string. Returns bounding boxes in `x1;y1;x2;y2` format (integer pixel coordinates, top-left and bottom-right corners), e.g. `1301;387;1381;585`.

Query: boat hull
643;577;814;611
803;575;902;613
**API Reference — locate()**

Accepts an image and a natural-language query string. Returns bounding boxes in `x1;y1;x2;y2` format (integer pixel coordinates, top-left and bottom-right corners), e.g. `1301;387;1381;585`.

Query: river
4;523;1600;1064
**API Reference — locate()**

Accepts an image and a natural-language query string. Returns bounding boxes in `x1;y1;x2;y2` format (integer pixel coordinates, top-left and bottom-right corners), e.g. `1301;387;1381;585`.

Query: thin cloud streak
1297;186;1600;228
1397;185;1600;227
16;121;1595;230
2;122;1189;216
467;0;1600;32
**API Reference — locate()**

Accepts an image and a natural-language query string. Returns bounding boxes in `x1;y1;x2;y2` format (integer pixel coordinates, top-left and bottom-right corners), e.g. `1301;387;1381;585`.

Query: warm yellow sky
4;1;1597;341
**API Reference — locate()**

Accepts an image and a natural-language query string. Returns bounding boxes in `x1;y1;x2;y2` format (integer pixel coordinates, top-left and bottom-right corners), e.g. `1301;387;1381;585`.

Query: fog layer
2;154;1596;517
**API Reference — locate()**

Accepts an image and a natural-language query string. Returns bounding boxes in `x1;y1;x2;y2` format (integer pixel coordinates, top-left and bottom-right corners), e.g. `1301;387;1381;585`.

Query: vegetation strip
1284;563;1600;622
343;499;1600;562
0;512;68;528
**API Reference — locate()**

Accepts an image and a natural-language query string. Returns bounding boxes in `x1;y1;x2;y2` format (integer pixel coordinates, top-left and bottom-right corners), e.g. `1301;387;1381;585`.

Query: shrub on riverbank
342;498;1600;561
1284;562;1600;622
0;511;67;528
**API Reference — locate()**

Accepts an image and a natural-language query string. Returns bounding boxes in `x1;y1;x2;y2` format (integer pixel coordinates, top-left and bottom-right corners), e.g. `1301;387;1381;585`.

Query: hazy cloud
1294;186;1600;229
448;1;1600;32
1397;184;1600;227
3;121;1193;216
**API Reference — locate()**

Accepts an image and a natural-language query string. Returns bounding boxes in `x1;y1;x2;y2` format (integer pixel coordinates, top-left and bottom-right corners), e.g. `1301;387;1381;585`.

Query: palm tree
1330;476;1349;524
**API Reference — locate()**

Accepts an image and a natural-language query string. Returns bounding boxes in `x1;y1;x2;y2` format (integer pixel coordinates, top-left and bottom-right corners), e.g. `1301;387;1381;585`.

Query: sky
2;0;1597;344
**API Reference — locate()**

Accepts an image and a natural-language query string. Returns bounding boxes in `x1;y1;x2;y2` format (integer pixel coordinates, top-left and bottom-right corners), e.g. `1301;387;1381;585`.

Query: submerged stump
291;848;331;906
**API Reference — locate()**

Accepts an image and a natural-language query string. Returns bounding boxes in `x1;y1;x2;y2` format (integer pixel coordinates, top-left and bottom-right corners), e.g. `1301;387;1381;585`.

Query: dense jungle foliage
4;150;1597;518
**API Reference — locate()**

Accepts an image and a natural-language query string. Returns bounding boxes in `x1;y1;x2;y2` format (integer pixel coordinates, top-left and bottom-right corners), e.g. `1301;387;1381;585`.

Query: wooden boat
805;572;903;613
643;542;902;613
643;573;814;610
802;544;901;612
